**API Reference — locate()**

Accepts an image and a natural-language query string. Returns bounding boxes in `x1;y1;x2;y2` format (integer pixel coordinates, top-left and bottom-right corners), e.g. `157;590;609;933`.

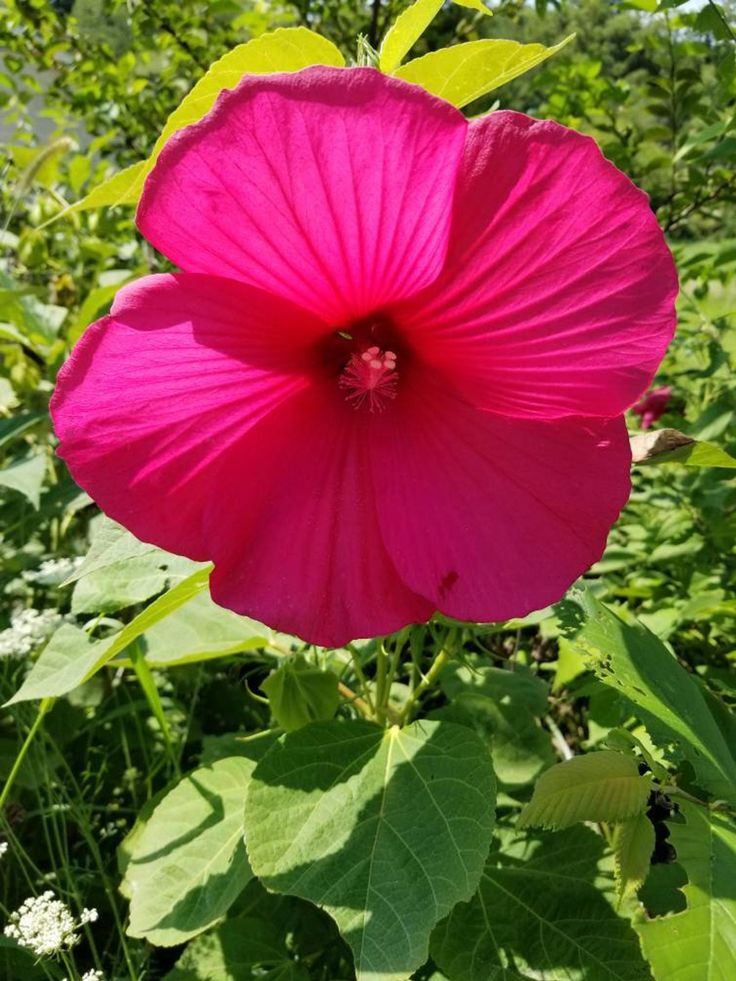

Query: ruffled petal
205;385;434;646
371;371;631;621
137;66;467;325
51;273;325;559
394;111;678;419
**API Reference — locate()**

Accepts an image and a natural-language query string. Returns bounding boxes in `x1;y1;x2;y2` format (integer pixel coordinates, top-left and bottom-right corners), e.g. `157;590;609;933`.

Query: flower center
339;345;398;413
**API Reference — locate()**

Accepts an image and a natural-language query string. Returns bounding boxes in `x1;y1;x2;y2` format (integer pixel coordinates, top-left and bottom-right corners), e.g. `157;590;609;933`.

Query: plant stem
337;681;372;719
347;642;374;713
398;632;457;726
129;643;181;778
0;697;54;811
374;641;389;725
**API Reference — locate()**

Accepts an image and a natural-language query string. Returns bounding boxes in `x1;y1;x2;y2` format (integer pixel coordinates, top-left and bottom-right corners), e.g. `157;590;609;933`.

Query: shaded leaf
394;35;574;107
261;655;340;731
518;751;652;830
245;719;496;981
431;824;651;980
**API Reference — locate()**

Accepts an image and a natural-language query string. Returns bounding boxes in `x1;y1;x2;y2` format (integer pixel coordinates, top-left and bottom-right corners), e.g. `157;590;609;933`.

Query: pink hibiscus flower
631;385;673;429
51;67;678;646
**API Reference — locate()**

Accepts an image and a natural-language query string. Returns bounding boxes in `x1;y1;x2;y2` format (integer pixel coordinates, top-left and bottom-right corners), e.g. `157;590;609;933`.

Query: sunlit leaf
637;802;736;981
630;428;736;468
0;453;46;508
124;757;254;945
394;35;574;107
518;751;652;830
379;0;491;74
613;813;655;902
245;719;496;981
559;590;736;805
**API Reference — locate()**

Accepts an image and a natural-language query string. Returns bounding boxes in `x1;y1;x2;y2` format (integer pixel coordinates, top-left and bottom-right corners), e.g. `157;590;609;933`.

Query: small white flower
0;608;61;660
81;970;104;981
79;907;98;925
23;556;83;586
3;891;79;955
0;841;8;858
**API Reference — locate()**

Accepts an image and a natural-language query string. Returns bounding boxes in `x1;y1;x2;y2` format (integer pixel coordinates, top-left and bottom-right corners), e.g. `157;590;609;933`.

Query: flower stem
0;697;54;811
129;642;181;778
398;630;457;726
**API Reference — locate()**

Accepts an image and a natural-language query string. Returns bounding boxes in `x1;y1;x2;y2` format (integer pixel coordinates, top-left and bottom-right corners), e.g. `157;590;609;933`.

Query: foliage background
1;1;735;980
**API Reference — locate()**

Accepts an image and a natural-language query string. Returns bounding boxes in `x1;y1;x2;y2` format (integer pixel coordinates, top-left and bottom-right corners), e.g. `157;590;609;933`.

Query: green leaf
431;824;651;980
441;660;549;716
0;412;45;451
6;567;212;704
245;719;496;981
636;802;736;981
63;28;344;216
124;757;254;945
613;813;655;902
141;590;273;668
0;453;46;508
70;517;201;614
379;0;491;74
393;35;574;108
518;751;652;830
630;429;736;469
261;655;340;731
559;591;736;805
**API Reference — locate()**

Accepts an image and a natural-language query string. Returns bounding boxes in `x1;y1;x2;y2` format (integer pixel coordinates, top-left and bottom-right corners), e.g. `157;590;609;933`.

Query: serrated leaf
61;28;344;217
394;35;574;108
518;751;652;830
6;567;212;704
613;813;655;902
245;719;496;981
559;591;736;805
124;756;254;945
636;801;736;981
431;824;651;980
261;655;339;731
379;0;490;74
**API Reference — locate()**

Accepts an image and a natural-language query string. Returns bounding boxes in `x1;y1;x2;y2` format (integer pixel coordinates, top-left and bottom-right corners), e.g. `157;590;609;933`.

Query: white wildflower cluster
0;608;61;659
80;970;104;981
0;841;8;858
23;556;83;586
4;892;81;955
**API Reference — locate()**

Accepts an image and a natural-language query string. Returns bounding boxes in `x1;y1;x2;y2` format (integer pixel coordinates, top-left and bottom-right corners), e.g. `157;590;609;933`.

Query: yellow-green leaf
394;35;574;108
379;0;491;74
61;27;344;217
613;813;655;902
518;751;652;830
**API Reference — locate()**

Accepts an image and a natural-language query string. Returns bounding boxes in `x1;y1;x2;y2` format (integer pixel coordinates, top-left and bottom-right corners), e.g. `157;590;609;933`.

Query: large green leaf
431;825;652;980
518;751;652;830
6;567;212;704
394;35;573;108
124;756;254;945
637;802;736;980
64;28;344;215
245;719;496;981
142;590;272;668
379;0;491;74
559;591;736;804
614;813;656;902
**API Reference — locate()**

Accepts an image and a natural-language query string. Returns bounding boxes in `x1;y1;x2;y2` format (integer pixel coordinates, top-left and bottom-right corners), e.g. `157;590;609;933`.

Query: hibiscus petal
137;66;467;325
206;385;434;646
394;111;678;419
51;273;325;559
371;373;631;621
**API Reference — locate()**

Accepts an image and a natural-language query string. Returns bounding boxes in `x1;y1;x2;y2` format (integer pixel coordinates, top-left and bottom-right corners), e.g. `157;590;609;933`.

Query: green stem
374;641;389;725
398;632;457;726
0;697;54;811
347;642;374;713
129;643;181;778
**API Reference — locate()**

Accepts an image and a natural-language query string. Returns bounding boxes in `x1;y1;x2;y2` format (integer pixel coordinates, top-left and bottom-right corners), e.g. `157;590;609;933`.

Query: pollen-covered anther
339;346;398;412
